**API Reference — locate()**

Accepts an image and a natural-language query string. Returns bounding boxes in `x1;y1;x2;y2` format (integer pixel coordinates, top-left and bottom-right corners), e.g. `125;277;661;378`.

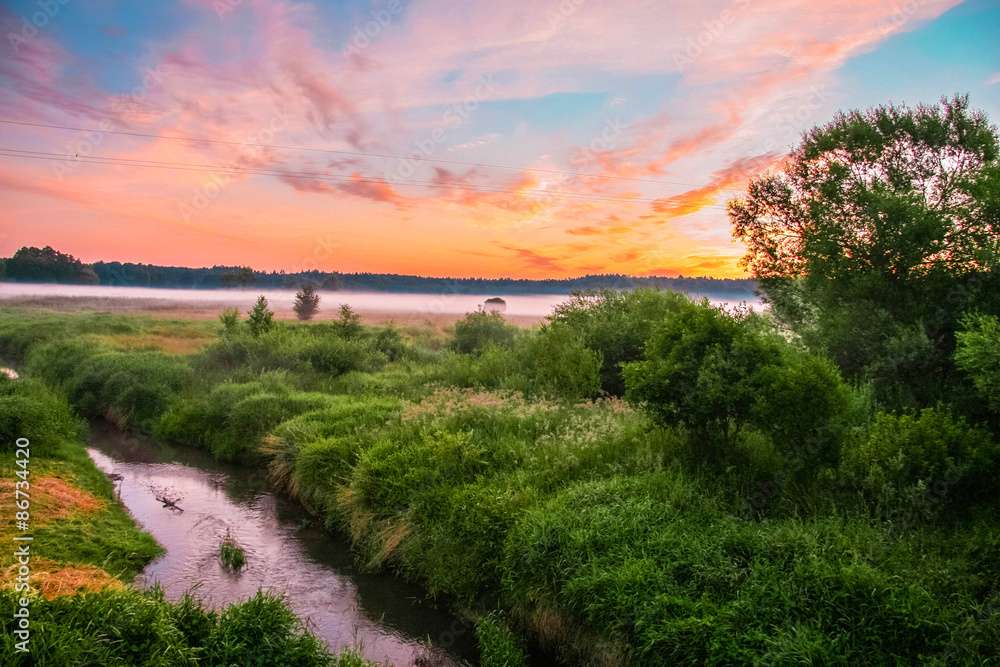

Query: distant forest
0;246;757;297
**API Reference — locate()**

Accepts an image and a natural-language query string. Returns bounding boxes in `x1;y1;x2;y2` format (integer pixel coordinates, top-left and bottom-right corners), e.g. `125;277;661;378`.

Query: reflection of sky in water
87;425;474;666
0;283;763;316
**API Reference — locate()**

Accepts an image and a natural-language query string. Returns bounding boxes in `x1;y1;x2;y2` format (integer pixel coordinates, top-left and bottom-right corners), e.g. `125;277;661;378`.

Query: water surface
86;422;475;666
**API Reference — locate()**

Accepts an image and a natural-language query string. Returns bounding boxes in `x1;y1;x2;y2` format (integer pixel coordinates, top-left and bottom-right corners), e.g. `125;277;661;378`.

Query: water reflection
87;422;476;666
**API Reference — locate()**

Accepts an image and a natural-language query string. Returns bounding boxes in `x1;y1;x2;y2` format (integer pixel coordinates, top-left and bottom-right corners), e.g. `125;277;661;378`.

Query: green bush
451;310;517;355
956;312;1000;412
624;302;855;476
513;323;602;400
27;342;192;431
303;336;384;375
156;374;335;460
0;376;82;451
550;289;691;395
503;473;989;665
476;612;527;667
0;588;361;666
842;407;1000;516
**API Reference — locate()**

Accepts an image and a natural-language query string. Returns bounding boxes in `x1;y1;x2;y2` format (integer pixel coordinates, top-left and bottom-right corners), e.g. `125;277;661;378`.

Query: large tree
729;96;1000;408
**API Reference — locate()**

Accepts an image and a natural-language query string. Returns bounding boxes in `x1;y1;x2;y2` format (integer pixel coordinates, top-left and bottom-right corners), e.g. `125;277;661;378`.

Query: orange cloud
650;153;783;219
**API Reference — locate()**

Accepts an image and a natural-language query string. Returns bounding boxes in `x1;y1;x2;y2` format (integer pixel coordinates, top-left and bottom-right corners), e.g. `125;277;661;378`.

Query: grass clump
0;588;373;666
476;611;527;667
218;531;247;572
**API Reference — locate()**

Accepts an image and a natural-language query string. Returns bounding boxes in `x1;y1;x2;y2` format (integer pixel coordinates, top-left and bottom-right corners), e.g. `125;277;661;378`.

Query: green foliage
842;407;1000;516
246;295;275;336
476;612;527;667
294;284;321;321
219;532;247;571
26;341;192;431
303;336;384;375
730;96;1000;408
503;473;995;665
0;376;82;451
156;375;334;460
0;588;366;666
624;302;854;476
513;323;602;399
550;289;691;394
451;310;516;354
219;307;241;335
200;327;386;376
956;312;1000;412
3;245;98;283
333;304;362;338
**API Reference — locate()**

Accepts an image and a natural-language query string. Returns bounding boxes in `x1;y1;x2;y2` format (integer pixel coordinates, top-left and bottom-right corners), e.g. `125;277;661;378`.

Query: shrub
246;295;275;336
219;307;241;335
27;342;192;431
550;289;691;395
451;310;516;355
332;304;362;338
303;336;383;375
842;407;1000;516
372;326;406;361
294;285;321;321
156;375;335;461
513;323;602;400
955;312;1000;412
624;302;854;475
476;612;527;667
0;376;82;451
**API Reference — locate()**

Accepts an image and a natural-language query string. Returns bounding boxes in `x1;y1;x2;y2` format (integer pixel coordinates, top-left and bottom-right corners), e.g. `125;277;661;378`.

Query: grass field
1;295;998;665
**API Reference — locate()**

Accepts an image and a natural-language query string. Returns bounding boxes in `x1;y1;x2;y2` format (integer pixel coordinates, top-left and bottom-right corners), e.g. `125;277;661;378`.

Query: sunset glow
1;0;998;278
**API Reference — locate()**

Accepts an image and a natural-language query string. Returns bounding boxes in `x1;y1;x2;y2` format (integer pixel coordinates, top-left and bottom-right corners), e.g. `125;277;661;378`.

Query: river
86;421;477;666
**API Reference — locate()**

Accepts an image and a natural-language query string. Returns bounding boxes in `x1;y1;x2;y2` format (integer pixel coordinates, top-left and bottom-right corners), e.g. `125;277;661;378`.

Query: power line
0;148;740;209
0;117;711;189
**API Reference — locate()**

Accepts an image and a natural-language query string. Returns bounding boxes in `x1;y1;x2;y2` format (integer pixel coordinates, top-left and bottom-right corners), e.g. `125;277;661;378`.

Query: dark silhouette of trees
4;246;98;284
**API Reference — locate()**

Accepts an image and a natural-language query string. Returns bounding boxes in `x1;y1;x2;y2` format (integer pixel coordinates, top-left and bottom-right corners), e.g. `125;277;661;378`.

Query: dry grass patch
3;557;124;599
0;475;104;526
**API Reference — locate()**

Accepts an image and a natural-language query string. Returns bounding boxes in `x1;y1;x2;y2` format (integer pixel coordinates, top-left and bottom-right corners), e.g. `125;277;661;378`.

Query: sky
0;0;998;279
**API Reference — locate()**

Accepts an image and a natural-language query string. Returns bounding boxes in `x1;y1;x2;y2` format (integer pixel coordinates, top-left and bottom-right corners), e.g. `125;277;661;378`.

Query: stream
85;421;477;666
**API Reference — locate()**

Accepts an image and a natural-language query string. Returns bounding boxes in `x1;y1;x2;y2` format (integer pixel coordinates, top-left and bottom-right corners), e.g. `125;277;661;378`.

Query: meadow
1;286;998;665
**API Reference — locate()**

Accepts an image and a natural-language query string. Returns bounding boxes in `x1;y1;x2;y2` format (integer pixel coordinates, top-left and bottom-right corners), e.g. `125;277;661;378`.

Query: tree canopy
729;95;1000;408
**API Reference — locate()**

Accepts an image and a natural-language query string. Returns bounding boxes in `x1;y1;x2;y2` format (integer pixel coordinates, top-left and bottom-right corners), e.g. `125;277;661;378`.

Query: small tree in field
246;296;274;336
333;304;362;337
219;307;241;336
293;284;320;321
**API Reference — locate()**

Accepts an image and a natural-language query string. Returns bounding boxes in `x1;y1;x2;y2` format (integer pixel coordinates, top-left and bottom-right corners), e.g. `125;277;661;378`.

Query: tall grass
3;299;999;665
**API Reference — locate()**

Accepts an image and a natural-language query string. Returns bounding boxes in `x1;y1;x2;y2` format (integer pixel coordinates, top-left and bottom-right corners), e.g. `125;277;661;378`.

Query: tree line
0;250;756;296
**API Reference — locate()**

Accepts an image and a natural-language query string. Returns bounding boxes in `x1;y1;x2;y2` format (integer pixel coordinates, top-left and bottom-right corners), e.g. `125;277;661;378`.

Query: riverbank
0;373;376;665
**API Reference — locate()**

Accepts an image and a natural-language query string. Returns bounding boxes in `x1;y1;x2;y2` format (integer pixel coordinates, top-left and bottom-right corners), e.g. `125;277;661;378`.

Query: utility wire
0;117;714;188
0;148;738;209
